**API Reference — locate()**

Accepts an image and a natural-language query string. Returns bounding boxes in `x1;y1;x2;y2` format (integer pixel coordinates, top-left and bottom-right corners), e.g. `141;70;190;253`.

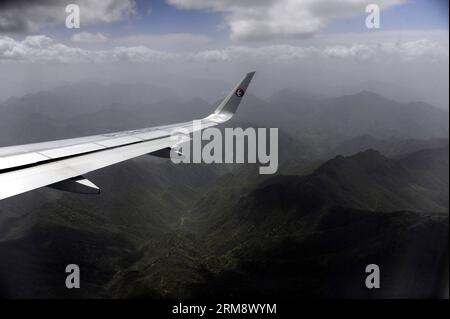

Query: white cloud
0;0;136;33
167;0;405;41
114;33;210;48
112;46;176;63
0;35;176;63
0;33;447;64
71;32;108;44
78;0;136;24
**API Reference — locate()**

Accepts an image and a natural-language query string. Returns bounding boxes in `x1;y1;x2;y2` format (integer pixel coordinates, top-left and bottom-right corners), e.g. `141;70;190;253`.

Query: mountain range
0;82;448;298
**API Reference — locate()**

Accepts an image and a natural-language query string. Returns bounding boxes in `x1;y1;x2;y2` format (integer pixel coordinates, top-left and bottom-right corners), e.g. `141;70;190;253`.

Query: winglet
204;72;255;123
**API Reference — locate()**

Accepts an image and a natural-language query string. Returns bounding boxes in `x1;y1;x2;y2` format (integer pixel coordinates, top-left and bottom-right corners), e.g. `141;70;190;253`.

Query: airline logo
235;88;245;97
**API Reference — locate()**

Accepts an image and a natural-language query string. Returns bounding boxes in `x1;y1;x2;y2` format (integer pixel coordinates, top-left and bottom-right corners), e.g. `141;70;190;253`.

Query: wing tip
204;72;256;123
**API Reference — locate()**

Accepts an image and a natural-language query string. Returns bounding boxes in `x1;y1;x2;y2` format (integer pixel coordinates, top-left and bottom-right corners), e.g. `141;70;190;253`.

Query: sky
0;0;448;108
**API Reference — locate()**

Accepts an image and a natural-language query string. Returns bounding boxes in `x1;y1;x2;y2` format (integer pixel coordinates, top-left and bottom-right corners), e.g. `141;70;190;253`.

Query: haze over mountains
1;82;448;148
0;82;448;298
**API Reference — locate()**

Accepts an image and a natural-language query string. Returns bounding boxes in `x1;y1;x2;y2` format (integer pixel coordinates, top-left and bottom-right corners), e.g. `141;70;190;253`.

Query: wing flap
39;142;105;159
0;152;50;170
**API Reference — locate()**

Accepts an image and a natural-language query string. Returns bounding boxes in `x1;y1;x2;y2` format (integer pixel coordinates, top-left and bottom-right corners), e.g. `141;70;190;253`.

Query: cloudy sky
0;0;448;108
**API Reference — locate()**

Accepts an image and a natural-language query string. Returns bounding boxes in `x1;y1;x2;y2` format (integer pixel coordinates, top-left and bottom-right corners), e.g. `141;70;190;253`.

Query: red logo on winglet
235;88;245;97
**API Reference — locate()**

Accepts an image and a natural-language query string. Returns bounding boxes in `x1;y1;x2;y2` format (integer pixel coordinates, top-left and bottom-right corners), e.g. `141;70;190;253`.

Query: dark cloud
0;0;57;9
0;0;66;33
0;0;135;33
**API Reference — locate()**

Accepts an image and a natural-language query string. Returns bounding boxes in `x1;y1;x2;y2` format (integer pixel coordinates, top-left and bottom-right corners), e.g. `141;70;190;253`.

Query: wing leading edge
0;72;255;200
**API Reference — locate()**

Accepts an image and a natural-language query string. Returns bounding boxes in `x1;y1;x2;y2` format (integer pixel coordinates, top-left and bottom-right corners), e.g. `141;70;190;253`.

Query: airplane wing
0;72;255;200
